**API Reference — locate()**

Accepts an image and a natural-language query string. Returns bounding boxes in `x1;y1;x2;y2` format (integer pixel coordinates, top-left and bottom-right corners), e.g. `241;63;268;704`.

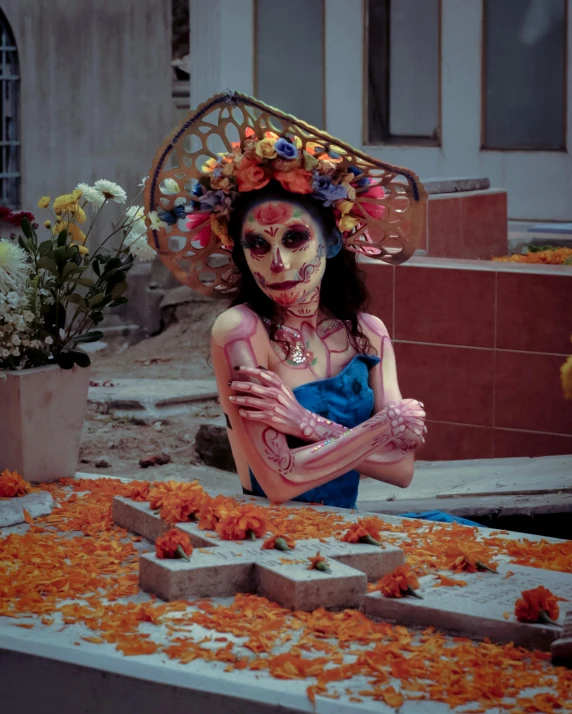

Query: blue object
398;510;482;527
245;354;381;509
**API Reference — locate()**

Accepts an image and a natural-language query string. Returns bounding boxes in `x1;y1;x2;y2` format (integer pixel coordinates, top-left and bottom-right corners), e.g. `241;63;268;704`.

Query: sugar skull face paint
240;200;327;307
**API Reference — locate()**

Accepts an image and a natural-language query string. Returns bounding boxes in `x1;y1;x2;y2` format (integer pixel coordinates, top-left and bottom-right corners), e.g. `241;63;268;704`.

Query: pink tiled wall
362;258;572;461
424;190;508;260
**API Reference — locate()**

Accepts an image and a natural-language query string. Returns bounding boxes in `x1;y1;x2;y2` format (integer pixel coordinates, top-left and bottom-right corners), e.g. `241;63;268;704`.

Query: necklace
262;318;314;365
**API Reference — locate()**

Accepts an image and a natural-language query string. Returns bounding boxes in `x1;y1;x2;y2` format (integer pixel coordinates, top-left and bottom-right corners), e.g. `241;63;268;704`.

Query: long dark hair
226;182;374;356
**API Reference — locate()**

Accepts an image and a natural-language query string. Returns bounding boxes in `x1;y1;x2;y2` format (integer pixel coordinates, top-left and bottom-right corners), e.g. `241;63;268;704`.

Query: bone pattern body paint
211;198;426;503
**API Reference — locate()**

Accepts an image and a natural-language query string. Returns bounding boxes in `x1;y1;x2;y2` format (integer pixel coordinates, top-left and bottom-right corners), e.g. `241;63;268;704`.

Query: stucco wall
2;0;173;209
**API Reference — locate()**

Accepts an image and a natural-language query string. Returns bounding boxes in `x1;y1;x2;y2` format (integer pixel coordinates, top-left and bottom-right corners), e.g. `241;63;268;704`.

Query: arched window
0;10;19;208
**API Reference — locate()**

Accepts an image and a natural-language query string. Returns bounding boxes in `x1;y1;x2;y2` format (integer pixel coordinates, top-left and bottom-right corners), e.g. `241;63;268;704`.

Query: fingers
229;395;277;410
235;366;284;388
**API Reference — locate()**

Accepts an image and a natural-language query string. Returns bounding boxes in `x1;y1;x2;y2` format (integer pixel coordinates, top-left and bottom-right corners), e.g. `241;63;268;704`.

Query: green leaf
75;277;95;288
37;257;59;275
53;246;68;263
102;258;122;277
57;230;68;247
92;260;101;277
38;240;53;256
72;330;104;344
91;311;104;324
61;263;80;280
71;351;91;368
45;302;67;332
64;244;79;259
110;281;127;300
67;293;85;306
57;352;75;370
88;292;106;308
21;217;34;241
18;236;33;254
109;297;128;307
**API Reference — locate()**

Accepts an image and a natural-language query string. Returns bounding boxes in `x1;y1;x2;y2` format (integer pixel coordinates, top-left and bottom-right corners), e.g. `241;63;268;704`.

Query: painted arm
230;314;426;486
212;306;425;503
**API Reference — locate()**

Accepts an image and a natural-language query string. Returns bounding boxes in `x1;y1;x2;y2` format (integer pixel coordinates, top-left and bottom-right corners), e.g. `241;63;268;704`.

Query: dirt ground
78;315;234;486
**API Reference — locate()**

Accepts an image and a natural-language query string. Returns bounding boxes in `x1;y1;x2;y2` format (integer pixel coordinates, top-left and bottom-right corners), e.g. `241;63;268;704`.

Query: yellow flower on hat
37;196;50;208
562;353;572;400
202;157;218;174
337;200;354;216
255;138;277;160
338;214;359;232
211;214;233;249
342;181;356;201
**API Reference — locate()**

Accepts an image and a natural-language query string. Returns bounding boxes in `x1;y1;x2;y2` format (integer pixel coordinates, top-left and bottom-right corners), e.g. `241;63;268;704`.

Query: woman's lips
268;280;300;291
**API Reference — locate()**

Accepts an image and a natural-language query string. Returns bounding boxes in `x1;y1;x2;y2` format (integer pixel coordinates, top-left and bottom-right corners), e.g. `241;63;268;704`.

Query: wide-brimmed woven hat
144;91;426;297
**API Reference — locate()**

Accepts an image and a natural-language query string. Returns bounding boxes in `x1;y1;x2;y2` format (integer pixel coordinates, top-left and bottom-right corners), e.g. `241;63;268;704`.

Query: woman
146;92;427;508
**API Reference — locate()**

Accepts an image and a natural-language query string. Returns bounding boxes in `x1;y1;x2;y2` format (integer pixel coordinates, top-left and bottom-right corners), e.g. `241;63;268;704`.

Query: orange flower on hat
445;542;498;573
274;168;313;195
216;503;268;540
376;565;422;599
235;157;270;192
342;518;382;546
0;469;30;498
155;528;193;561
515;586;560;625
262;533;296;551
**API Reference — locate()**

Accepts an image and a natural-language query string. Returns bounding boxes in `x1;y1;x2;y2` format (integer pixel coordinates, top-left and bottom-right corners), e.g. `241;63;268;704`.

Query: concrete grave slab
551;606;572;666
0;491;56;528
363;563;572;651
88;378;219;418
113;496;404;610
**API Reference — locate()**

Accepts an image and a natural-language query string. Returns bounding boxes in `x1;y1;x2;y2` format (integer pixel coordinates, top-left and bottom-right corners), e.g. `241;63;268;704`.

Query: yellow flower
342;181;356;201
53;193;77;213
54;221;87;245
255;138;277;160
37;196;50;208
43;220;51;229
561;353;572;400
201;157;217;174
338;214;359;232
77;245;89;255
210;214;233;249
337;200;354;216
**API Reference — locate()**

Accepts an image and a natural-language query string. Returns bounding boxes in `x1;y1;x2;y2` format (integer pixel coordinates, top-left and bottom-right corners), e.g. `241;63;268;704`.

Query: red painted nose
270;247;285;273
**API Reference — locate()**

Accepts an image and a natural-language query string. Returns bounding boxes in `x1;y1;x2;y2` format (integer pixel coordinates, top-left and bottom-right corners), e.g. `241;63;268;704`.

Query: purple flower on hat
198;189;227;211
312;174;348;207
274;138;299;160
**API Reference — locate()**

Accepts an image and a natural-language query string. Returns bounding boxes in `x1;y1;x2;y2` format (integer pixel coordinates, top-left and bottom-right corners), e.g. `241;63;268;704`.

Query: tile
417;200;428;252
427;196;463;258
395;265;495;347
462;191;508;260
361;262;394;337
493;429;572;459
417;421;495;461
494;350;572;434
496;271;572;354
394;342;495;426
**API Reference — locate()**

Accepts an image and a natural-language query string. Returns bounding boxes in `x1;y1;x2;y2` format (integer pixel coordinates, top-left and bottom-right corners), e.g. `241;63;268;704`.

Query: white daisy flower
124;205;146;239
138;176;148;189
93;179;127;204
161;178;180;195
0;240;30;294
76;183;105;208
45;336;53;345
147;211;168;230
124;233;156;262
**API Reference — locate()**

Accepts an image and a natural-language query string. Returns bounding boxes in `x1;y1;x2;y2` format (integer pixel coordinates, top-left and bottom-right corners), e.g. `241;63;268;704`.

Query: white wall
2;0;173;210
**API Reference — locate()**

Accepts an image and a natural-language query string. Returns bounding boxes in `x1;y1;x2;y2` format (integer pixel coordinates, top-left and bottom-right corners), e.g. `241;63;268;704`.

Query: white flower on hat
76;183;105;208
93;179;127;204
161;178;180;195
0;240;29;294
147;211;168;230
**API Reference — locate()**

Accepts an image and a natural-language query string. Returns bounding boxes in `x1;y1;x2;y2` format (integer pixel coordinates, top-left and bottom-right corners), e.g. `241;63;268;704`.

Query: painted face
240;200;326;307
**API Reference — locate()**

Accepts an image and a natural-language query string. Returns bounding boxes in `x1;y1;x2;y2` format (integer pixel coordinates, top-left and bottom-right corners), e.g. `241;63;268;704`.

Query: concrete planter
0;364;91;482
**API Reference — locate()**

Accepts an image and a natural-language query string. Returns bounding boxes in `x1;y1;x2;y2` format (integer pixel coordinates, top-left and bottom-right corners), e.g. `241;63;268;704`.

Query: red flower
515;586;560;624
9;211;36;227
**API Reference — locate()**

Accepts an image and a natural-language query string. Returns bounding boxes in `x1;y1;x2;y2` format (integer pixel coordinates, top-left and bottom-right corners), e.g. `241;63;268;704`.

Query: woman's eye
283;229;311;249
241;236;270;255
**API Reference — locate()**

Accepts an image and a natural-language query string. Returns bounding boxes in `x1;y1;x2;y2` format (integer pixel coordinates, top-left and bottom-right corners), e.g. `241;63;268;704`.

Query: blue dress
243;353;380;509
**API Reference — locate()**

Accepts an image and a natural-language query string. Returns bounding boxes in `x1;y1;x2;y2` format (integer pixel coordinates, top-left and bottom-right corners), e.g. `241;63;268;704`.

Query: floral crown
145;92;426;297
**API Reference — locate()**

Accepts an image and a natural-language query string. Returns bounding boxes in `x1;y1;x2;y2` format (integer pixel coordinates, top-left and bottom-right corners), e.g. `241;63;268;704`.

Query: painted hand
229;366;314;440
384;399;427;450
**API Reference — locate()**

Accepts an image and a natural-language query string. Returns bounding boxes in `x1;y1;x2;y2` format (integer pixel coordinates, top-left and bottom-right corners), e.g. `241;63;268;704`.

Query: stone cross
551;607;572;666
363;564;572;652
112;496;404;611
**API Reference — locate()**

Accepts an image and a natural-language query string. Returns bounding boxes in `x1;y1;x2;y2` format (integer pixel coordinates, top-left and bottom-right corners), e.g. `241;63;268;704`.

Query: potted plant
0;180;155;482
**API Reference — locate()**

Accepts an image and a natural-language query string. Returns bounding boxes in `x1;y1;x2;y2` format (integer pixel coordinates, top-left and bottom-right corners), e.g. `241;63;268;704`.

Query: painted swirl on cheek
297;243;325;283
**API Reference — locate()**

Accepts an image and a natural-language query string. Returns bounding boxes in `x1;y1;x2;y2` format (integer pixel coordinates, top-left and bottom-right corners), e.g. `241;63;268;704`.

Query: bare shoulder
211;304;264;345
358;312;390;343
